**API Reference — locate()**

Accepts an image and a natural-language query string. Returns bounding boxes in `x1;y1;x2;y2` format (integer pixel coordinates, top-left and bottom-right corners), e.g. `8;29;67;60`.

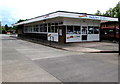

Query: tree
13;19;26;33
103;3;119;18
95;10;102;16
4;24;10;31
17;19;26;23
95;2;120;18
2;27;7;34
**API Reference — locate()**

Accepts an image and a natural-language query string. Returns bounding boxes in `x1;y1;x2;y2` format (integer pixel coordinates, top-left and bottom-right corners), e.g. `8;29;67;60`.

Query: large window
94;27;99;34
40;26;44;32
88;26;94;34
33;25;39;32
24;26;28;33
102;29;114;35
82;26;87;34
51;26;55;32
67;26;73;34
29;26;33;32
43;23;47;32
48;26;51;32
24;21;63;33
40;24;47;32
74;26;81;34
55;26;58;33
28;26;31;32
58;22;63;25
48;22;59;33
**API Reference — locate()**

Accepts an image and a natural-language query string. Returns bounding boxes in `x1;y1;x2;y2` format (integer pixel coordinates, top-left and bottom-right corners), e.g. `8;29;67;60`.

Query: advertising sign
79;14;117;21
66;34;81;42
48;33;58;42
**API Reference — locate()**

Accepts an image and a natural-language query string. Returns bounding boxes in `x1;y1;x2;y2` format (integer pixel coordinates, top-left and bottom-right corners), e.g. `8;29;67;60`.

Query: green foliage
118;1;120;17
14;19;26;31
17;19;26;23
3;24;13;32
0;27;1;31
13;26;17;31
95;10;102;16
95;2;120;18
4;24;10;31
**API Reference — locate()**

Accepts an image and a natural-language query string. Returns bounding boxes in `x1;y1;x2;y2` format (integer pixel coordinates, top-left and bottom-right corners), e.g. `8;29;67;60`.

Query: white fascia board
13;11;118;26
58;12;118;21
13;12;59;26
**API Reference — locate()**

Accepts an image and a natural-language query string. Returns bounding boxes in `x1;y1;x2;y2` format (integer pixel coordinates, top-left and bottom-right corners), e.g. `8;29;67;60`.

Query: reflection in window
58;22;63;25
82;26;87;34
88;26;94;34
36;25;39;32
48;27;51;32
94;27;99;34
109;30;114;34
39;24;43;32
33;25;38;32
55;26;58;33
24;27;27;33
51;26;55;32
51;23;54;26
55;22;58;26
48;23;51;26
30;26;32;32
102;29;114;35
74;26;81;34
33;25;36;32
34;28;38;32
116;29;119;34
44;27;47;32
67;26;73;34
40;26;46;32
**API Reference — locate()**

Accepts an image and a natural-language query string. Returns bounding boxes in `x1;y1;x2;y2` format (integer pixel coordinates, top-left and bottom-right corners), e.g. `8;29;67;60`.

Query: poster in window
59;29;62;36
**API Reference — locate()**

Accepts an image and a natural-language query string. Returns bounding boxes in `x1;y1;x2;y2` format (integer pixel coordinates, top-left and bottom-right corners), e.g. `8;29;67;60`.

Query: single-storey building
13;11;118;43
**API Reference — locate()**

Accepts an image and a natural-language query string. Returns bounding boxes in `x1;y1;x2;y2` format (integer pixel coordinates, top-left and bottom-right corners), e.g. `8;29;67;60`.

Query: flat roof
13;11;118;26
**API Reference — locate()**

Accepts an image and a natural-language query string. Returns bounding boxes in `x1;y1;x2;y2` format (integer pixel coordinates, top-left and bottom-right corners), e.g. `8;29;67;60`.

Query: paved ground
49;41;118;53
1;34;118;82
62;42;118;52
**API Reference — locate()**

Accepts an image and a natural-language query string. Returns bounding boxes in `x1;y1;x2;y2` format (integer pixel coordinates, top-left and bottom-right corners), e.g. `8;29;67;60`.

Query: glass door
81;26;87;40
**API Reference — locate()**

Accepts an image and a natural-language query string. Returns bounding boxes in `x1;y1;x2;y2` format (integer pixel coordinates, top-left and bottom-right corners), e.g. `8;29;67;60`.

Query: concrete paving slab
1;34;119;82
63;47;101;52
61;42;118;53
2;35;60;82
34;53;118;82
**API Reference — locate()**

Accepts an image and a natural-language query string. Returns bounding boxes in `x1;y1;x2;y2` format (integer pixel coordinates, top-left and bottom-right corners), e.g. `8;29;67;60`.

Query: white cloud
0;0;119;26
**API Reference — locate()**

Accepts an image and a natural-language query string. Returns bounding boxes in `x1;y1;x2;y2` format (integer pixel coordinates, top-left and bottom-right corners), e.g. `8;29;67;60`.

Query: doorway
58;26;66;43
81;26;88;40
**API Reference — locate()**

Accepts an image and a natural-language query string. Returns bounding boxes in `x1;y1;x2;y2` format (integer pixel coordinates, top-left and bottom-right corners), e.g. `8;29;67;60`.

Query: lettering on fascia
88;15;100;19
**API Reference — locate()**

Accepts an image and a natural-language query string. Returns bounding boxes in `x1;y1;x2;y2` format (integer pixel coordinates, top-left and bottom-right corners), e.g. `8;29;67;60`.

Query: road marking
32;53;85;60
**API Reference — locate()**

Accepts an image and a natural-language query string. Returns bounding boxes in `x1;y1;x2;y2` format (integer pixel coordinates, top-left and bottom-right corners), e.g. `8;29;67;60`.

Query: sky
0;0;119;26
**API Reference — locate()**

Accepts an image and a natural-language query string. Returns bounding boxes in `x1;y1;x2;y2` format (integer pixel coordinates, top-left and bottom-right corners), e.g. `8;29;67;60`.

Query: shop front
64;18;100;42
13;11;118;43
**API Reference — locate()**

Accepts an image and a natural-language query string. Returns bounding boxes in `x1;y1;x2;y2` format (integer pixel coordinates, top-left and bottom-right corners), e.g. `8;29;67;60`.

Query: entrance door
81;26;88;40
59;26;66;44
